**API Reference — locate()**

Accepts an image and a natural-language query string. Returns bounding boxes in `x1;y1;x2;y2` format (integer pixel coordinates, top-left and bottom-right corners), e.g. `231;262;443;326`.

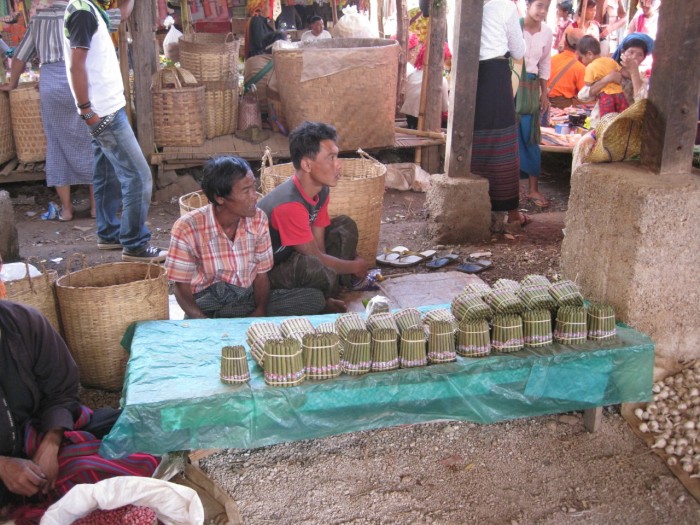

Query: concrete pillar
561;163;700;378
0;190;19;262
426;174;491;243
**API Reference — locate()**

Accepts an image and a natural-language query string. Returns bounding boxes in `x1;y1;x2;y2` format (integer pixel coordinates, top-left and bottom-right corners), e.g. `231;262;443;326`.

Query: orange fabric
584;57;624;95
548;50;586;99
0;281;5;299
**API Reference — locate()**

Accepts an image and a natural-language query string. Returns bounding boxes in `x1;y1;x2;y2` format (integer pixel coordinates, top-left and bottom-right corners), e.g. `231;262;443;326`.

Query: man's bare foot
324;297;347;314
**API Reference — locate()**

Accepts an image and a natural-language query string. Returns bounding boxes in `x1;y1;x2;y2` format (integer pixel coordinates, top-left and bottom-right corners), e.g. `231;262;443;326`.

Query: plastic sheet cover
101;306;654;458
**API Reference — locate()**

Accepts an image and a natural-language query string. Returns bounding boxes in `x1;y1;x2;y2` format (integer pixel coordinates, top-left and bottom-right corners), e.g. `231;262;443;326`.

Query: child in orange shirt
578;35;629;115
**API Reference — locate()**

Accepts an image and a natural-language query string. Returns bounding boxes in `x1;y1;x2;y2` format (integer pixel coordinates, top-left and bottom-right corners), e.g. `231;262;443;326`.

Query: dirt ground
5;152;700;524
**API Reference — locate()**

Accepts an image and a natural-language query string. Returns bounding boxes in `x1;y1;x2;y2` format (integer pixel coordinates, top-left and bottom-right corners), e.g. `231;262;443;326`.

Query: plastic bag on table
364;295;392;316
40;477;204;525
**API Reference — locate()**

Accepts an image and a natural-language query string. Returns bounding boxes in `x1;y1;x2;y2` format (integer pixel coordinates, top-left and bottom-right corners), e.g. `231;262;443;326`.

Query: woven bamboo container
4;259;60;334
9;82;46;163
273;39;399;151
55;262;169;391
179;32;240;82
152;66;205;148
0;91;15;165
261;149;386;263
179;190;209;216
202;73;239;139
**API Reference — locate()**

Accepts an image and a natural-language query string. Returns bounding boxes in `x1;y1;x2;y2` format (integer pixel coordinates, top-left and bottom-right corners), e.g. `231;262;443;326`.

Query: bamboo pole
395;126;445;141
119;22;133;126
414;19;430;164
395;0;408;112
331;0;338;25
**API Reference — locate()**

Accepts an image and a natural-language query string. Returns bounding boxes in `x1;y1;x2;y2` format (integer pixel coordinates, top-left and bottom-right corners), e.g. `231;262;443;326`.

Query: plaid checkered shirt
165;205;274;294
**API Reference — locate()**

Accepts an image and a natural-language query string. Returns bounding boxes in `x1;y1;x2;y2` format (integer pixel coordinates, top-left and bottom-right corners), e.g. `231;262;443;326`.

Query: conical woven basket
9;82;46;163
55;262;169;391
260;148;386;263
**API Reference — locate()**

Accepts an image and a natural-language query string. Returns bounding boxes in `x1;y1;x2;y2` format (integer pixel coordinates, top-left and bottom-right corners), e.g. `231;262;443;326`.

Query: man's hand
32;428;62;493
540;92;550;115
351;256;369;279
0;456;47;497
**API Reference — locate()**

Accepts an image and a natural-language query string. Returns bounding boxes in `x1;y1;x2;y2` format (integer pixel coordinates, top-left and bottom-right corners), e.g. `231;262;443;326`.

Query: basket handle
225;32;235;43
356;148;381;164
261;147;275;171
23;256;52;294
63;253;88;278
157;66;184;90
143;259;162;281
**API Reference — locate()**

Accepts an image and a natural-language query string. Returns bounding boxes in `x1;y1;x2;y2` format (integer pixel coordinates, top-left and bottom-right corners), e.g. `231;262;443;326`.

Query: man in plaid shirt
165;156;326;318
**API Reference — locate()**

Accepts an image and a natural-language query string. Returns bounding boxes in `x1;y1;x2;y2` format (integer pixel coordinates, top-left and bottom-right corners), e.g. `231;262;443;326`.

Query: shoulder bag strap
547;57;578;95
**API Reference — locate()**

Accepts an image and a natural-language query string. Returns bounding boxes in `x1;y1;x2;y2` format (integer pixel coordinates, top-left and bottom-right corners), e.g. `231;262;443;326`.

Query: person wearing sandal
258;122;369;313
517;0;553;211
1;1;95;222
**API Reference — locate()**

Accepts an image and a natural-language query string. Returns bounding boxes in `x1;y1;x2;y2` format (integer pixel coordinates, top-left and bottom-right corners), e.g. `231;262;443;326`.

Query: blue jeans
89;108;151;252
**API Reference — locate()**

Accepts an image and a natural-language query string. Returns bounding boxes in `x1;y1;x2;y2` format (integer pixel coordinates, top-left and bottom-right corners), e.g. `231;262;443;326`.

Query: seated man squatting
165;156;327;318
0;297;157;519
257;121;369;314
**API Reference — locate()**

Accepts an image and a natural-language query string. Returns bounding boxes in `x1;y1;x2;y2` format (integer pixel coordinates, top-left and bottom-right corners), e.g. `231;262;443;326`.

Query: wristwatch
80;111;96;121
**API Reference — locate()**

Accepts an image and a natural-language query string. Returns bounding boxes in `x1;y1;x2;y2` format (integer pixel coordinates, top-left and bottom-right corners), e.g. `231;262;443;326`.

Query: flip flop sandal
375;246;437;267
456;259;493;274
425;253;460;270
527;197;550;209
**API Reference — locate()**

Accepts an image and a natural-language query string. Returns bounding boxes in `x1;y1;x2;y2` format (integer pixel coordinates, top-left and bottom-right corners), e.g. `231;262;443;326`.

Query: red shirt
268;175;331;247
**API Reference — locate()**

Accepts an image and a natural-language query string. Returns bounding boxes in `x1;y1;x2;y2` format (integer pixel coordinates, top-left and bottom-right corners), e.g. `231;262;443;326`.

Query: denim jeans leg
92;138;121;243
90;108;152;252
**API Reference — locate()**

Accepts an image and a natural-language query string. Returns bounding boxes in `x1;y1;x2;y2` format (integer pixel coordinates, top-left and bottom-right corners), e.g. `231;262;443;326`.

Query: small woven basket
4;258;60;334
152;66;205;148
55;260;169;391
9;82;46;163
0;90;15;164
179;190;210;216
260;148;386;263
179;32;240;82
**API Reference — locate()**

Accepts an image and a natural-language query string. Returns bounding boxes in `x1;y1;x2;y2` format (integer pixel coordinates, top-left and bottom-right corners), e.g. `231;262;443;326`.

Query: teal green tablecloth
100;306;654;458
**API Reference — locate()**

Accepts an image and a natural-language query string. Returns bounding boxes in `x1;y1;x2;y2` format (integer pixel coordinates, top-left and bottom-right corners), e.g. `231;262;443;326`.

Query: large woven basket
0;90;15;165
260;149;386;262
152;66;205;148
179;32;240;82
203;74;239;139
55;261;169;391
9;82;46;163
272;39;399;151
5;259;60;334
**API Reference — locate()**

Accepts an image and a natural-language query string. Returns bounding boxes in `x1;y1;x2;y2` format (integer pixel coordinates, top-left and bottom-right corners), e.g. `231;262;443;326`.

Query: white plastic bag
162;16;183;60
40;477;204;525
331;5;378;39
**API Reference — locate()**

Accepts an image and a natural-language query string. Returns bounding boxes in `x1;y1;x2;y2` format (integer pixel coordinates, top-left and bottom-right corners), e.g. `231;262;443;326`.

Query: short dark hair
201;156;252;206
308;15;323;25
288;122;338;170
577;0;596;15
558;0;573;15
577;35;601;56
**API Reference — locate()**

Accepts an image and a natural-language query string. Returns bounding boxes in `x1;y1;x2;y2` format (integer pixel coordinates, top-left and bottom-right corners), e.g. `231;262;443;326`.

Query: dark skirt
471;58;520;212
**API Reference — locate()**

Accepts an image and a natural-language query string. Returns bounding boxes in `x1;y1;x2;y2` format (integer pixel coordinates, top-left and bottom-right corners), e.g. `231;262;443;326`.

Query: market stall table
100;306;654;459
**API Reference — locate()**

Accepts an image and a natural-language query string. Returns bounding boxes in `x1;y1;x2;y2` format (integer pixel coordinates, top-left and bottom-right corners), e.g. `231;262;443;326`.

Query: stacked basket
179;32;240;139
260;148;386;263
9;82;46;163
152;66;205;147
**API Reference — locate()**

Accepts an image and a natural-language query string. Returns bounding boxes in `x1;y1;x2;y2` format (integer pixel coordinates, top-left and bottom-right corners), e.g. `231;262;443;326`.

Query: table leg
583;407;603;432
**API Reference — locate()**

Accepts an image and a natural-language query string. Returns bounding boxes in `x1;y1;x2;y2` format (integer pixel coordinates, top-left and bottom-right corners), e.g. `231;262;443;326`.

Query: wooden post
331;0;338;25
377;0;384;37
419;0;447;174
583;407;602;433
395;0;408;112
119;23;132;126
640;0;700;175
129;0;158;159
444;0;483;179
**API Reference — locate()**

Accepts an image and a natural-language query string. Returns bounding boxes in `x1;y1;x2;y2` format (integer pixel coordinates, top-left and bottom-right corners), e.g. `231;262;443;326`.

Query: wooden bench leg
583;407;603;432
